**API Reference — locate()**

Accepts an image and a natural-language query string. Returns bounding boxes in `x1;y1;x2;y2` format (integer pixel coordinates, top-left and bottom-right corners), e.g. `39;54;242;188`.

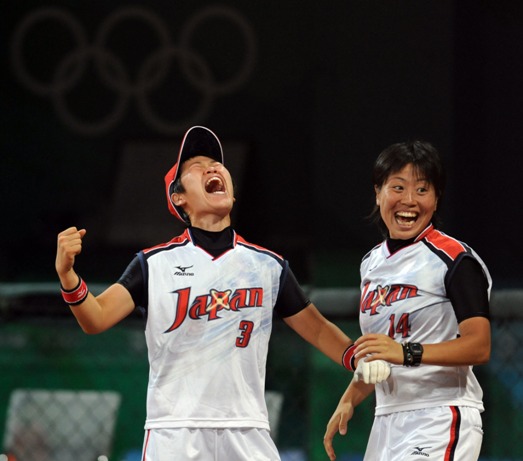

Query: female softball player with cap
323;140;491;461
55;126;390;461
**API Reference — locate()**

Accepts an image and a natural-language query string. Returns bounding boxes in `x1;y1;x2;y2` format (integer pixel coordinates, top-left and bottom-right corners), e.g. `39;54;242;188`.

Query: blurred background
1;1;522;460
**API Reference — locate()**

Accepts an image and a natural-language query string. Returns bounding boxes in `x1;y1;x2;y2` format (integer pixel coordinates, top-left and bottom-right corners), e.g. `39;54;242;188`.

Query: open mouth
395;211;417;225
205;176;225;194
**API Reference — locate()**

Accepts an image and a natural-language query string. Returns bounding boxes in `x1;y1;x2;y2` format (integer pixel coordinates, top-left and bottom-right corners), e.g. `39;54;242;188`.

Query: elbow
81;327;101;335
78;322;104;335
477;352;490;365
474;346;491;365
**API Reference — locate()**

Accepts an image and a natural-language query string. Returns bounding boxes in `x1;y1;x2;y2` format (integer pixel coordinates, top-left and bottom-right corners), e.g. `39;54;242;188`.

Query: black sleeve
274;263;311;318
447;256;490;323
117;255;146;309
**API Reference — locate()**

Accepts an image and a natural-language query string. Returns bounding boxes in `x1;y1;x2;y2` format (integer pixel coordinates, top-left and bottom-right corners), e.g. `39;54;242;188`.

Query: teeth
205;176;225;193
395;211;417;225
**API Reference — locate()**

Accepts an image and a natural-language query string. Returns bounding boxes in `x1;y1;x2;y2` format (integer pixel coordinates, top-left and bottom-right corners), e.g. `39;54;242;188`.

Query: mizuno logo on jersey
360;282;419;315
410;446;431;457
173;265;194;276
164;286;264;332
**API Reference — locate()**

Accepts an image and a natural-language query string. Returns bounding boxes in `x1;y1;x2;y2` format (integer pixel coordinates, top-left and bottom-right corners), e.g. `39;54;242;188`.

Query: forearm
313;319;353;364
355;317;491;367
62;279;135;334
342;377;375;408
423;327;490;366
284;304;352;364
68;293;106;334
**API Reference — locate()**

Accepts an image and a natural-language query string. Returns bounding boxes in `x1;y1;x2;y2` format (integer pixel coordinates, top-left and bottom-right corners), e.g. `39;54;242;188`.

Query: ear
171;193;186;206
374;185;381;206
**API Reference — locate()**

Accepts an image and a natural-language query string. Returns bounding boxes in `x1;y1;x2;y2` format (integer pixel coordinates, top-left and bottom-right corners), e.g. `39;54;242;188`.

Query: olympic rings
11;6;257;136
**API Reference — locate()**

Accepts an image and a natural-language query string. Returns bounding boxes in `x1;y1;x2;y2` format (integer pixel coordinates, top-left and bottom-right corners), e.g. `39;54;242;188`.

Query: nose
401;189;416;205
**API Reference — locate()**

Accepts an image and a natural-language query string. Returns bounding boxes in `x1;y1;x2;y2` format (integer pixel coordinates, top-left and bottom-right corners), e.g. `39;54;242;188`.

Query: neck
189;214;232;232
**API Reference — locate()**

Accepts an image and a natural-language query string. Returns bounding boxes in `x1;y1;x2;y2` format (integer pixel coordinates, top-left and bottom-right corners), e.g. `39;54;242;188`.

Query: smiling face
171;155;235;230
375;163;438;240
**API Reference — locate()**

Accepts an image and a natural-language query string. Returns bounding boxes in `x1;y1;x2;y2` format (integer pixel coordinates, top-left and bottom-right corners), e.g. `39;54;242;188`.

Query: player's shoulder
141;229;191;257
421;227;469;261
235;233;284;263
362;241;384;263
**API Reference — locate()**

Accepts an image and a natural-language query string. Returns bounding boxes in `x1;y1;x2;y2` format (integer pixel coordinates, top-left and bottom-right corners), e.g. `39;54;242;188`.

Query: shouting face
172;156;235;228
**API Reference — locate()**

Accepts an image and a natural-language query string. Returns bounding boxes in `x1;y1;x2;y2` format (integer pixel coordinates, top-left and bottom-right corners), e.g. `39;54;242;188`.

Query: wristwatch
403;342;424;367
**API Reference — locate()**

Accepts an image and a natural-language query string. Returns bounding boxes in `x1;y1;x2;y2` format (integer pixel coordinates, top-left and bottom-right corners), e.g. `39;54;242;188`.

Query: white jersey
359;225;492;416
138;229;285;430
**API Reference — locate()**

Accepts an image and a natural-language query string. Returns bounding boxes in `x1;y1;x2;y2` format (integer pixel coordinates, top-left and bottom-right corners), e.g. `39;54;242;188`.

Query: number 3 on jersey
236;320;254;347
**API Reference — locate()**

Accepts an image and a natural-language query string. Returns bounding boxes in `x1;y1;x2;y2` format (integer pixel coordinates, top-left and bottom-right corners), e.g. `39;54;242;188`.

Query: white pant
364;406;483;461
141;427;281;461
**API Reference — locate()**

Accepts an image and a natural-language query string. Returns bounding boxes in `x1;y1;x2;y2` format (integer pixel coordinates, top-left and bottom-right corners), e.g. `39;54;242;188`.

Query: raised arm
56;227;135;334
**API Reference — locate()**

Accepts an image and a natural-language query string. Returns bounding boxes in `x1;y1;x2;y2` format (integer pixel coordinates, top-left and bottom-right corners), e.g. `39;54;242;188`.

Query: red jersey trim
142;229;190;254
142;429;151;461
235;235;283;260
424;228;467;261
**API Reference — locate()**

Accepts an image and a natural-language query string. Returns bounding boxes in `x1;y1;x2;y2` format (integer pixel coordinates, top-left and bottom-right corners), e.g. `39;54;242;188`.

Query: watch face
411;343;423;354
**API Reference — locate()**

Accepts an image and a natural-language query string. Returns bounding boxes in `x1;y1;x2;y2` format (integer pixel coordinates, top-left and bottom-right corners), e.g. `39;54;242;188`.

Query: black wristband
402;342;423;367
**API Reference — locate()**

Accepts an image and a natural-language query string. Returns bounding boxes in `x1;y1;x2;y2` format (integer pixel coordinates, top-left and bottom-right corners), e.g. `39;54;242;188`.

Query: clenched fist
55;227;86;288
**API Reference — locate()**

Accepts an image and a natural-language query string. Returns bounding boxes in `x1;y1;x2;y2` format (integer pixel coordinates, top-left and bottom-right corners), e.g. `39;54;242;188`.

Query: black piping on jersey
278;259;290;307
234;241;306;318
421;237;471;273
137;251;148;320
421;238;475;293
234;242;310;318
361;242;381;264
142;237;192;259
236;241;285;268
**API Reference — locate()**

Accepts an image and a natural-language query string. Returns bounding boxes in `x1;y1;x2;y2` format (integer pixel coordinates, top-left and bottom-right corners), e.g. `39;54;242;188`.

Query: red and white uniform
359;224;492;415
136;228;287;430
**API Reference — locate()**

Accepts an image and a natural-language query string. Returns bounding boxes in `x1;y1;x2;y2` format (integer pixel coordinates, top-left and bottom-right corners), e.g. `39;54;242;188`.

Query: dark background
2;0;521;288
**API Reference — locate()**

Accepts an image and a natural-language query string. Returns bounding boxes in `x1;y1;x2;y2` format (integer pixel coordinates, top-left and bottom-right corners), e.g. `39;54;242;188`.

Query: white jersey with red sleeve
139;229;285;430
359;224;492;416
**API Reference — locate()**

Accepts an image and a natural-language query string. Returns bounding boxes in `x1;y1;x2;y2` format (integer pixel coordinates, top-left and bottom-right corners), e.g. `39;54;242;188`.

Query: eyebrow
389;175;428;182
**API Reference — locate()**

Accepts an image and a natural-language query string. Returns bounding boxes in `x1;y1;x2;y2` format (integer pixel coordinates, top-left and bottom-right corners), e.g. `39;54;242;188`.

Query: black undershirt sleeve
274;263;311;318
446;256;490;323
117;255;146;309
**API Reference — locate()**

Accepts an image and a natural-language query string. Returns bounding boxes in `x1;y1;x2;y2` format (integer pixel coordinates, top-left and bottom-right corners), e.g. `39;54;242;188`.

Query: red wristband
61;277;89;306
342;343;357;371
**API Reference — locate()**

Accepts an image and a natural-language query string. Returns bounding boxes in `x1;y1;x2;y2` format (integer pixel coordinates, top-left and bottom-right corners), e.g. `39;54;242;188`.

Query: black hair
170;177;190;225
370;140;446;237
172;177;185;194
